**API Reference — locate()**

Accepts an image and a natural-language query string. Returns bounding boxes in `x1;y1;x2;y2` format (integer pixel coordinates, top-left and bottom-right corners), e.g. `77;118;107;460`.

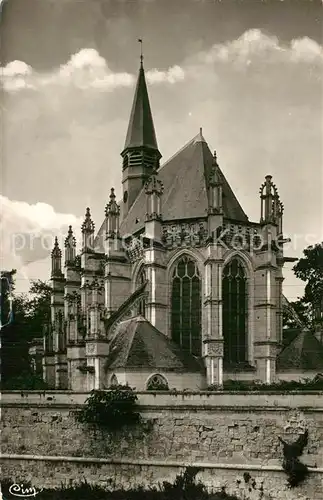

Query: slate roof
277;328;323;371
105;315;204;372
122;63;159;153
120;131;248;235
282;328;301;348
93;131;249;251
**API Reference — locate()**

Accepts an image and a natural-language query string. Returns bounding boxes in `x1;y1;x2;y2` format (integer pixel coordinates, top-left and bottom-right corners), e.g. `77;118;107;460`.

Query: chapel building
39;57;322;392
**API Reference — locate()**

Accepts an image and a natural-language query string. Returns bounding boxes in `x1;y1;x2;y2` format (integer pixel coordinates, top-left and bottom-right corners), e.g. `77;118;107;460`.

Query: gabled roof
93;131;249;249
119;131;248;235
122;63;159;153
277;328;323;371
105;315;204;372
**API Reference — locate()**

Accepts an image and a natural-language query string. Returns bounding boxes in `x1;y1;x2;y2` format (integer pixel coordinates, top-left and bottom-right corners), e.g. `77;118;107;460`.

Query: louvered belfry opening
123;149;159;173
222;258;248;366
171;256;202;356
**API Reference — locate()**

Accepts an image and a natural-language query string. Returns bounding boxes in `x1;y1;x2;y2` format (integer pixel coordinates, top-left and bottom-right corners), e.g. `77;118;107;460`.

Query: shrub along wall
1;391;323;500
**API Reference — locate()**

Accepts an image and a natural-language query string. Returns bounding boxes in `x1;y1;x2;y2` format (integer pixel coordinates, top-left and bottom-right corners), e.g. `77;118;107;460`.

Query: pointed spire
105;188;120;217
122;55;160;153
105;187;121;238
209;151;221;186
51;237;63;277
81;207;95;233
145;171;164;222
51;236;60;257
138;38;143;67
81;207;95;252
207;151;223;217
64;225;76;265
259;175;281;225
64;225;76;248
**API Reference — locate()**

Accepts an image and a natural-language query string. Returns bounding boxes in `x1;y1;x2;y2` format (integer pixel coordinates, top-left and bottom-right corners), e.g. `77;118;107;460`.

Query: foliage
1;371;49;390
0;272;51;386
279;430;311;488
0;469;242;499
207;376;323;392
1;270;31;383
282;297;312;329
26;279;52;326
75;386;142;431
293;243;323;312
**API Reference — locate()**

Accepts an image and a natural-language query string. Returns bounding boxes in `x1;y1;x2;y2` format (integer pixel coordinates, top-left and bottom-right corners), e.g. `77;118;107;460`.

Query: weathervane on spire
138;38;143;66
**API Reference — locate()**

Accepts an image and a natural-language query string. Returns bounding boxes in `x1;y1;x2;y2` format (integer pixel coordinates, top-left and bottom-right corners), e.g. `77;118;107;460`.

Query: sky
0;0;322;300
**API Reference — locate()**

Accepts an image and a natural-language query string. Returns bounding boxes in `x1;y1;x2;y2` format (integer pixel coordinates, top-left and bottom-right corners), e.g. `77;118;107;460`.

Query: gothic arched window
222;258;248;366
171;256;201;356
137;267;147;317
146;374;169;391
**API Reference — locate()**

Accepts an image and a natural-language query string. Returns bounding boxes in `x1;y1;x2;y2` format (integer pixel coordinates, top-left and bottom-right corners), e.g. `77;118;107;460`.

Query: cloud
0;195;82;292
290;37;323;62
1;31;321;94
0;48;186;93
195;29;323;67
147;65;185;84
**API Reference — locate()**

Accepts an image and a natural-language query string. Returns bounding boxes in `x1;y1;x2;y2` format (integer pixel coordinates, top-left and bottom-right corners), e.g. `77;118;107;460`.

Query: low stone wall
1;391;323;500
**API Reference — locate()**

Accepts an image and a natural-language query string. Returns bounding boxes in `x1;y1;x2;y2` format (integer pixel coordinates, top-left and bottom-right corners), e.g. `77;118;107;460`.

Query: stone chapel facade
41;59;298;392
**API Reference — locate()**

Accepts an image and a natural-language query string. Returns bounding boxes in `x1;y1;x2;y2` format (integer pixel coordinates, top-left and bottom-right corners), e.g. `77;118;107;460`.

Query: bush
1;469;242;499
207;377;323;392
75;385;141;431
1;371;49;390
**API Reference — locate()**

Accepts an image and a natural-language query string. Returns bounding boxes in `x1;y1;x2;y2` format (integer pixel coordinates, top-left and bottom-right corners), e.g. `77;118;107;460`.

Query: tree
0;269;16;323
1;276;51;386
1;270;30;383
283;297;312;329
293;242;323;321
25;280;52;336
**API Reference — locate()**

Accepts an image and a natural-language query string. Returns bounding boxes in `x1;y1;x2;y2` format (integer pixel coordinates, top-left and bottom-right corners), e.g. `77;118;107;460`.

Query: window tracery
222;258;248;365
137;267;147;317
171;256;201;356
146;374;169;390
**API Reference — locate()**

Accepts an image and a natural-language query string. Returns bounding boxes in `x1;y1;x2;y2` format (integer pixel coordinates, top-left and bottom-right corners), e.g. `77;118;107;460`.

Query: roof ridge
159;133;205;172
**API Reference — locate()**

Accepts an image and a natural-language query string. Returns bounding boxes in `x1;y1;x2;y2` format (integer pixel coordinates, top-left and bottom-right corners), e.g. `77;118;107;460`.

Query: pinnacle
122;62;159;153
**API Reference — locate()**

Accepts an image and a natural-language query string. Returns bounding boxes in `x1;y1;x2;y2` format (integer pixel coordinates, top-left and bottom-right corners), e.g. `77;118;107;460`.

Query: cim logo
6;484;43;498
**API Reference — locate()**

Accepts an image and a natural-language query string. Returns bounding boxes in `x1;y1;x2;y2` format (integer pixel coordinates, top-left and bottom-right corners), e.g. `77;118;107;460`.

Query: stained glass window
137;267;147;317
171;256;201;356
222;258;248;365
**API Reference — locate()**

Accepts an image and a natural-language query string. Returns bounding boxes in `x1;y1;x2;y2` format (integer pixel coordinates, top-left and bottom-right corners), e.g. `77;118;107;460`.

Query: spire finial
138;38;143;67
